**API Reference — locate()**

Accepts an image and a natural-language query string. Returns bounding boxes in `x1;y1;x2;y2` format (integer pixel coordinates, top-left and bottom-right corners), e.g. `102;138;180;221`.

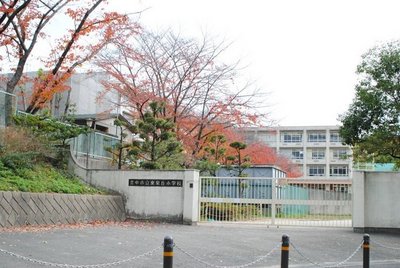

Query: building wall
242;126;352;184
11;72;120;118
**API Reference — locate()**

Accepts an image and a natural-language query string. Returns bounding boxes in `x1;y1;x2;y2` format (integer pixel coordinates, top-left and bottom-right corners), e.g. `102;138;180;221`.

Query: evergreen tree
128;102;183;170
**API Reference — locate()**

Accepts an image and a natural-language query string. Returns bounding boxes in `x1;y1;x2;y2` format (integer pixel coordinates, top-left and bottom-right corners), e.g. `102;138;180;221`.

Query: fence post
363;234;370;268
163;236;174;268
281;234;289;268
271;179;277;225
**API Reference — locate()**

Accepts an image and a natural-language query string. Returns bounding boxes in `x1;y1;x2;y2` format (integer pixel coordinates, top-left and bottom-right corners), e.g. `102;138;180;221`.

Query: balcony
280;142;303;147
290;158;303;164
329;141;346;147
330;158;350;164
306;141;327;147
308;158;326;164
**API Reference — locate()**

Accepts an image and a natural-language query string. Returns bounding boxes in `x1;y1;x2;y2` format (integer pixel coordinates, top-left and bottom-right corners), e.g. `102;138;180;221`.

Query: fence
1;234;388;267
70;131;120;160
0;90;17;127
199;177;352;227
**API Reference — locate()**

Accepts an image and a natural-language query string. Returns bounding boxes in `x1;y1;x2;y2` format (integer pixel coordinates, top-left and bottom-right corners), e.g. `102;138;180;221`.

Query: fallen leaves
0;219;160;233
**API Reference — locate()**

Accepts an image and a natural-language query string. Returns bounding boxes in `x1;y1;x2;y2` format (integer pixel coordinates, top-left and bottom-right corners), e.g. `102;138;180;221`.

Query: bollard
163;236;174;268
281;234;289;268
363;234;370;268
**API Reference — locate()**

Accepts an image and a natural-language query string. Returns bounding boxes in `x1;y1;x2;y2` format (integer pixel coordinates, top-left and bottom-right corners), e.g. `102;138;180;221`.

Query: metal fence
0;90;17;127
199;177;352;227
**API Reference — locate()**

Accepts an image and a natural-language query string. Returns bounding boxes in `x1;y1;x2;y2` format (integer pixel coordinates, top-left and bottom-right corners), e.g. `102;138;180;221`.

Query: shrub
201;203;261;221
0;126;50;156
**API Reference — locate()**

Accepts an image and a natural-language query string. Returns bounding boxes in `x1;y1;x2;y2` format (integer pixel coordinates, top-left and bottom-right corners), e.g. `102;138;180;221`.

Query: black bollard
281;234;289;268
363;234;370;268
163;236;174;268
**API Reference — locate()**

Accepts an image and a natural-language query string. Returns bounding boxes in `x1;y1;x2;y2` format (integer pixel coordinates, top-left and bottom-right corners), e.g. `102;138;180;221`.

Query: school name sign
128;179;183;187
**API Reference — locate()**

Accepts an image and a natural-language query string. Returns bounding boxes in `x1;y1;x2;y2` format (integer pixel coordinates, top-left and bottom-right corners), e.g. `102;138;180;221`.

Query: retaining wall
0;191;126;228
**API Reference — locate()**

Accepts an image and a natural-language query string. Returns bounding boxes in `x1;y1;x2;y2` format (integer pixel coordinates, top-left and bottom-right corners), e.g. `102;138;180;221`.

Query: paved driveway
0;221;399;267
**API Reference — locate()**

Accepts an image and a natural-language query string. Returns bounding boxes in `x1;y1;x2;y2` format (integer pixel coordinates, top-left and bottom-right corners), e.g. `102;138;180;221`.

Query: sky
109;1;400;126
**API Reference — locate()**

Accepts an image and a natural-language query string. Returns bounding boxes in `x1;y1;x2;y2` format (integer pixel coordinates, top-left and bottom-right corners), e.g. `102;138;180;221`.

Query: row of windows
307;165;349;177
284;149;349;160
282;132;343;143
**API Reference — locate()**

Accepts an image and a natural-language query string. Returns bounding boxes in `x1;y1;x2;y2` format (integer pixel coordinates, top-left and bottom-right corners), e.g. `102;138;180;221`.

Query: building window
308;165;325;176
291;150;303;159
282;133;302;143
330;132;342;143
330;165;349;177
308;132;326;142
332;149;348;160
311;149;325;160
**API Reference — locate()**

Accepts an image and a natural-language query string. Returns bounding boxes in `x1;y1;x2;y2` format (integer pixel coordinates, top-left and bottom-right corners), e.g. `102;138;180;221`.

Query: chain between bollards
163;236;174;268
363;234;370;268
281;234;289;268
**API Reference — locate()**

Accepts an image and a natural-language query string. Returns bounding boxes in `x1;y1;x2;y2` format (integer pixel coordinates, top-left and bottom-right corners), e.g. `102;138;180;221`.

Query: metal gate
199;177;352;227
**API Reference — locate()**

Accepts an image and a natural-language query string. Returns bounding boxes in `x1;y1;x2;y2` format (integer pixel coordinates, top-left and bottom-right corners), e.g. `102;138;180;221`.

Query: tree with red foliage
0;0;138;124
96;30;267;163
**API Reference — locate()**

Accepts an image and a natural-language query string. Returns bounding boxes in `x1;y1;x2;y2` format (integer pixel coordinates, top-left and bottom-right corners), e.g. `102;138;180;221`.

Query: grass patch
0;162;105;194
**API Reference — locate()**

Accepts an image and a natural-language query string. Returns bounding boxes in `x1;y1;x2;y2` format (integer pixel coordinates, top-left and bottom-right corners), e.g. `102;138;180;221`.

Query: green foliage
196;134;227;176
128;102;184;170
0;162;104;194
226;141;251;177
13;112;89;167
13;112;89;146
105;119;133;169
0;152;41;170
195;159;220;176
339;41;400;167
201;203;261;221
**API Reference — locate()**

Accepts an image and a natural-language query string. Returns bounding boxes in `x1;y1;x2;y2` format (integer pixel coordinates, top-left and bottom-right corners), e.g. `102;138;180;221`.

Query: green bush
0;152;42;170
201;203;261;221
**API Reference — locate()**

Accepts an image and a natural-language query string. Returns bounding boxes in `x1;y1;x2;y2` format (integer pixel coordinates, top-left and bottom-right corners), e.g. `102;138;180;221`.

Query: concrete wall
353;171;400;232
69;154;199;224
0;191;125;228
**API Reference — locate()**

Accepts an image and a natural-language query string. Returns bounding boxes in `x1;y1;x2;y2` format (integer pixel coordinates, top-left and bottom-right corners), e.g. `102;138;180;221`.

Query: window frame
330;132;342;143
308;132;326;142
291;149;304;159
329;165;349;177
308;165;325;176
311;149;325;160
282;132;303;143
332;149;348;160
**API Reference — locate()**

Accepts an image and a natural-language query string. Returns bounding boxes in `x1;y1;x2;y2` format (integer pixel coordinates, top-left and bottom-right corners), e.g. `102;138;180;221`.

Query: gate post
163;236;174;268
363;234;370;268
271;179;277;225
281;234;289;268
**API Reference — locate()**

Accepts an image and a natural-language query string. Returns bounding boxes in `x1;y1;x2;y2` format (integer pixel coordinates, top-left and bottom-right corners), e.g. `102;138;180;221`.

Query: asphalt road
0;221;399;267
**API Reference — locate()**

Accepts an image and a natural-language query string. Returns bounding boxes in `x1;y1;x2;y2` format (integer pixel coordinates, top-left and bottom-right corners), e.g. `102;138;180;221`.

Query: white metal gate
199;177;352;227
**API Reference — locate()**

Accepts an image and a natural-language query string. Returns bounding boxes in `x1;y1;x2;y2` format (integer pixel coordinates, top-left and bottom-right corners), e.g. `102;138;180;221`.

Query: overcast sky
110;0;400;126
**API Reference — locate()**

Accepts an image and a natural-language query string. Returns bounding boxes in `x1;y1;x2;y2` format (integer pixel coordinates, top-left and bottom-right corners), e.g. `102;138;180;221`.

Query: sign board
128;179;183;187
